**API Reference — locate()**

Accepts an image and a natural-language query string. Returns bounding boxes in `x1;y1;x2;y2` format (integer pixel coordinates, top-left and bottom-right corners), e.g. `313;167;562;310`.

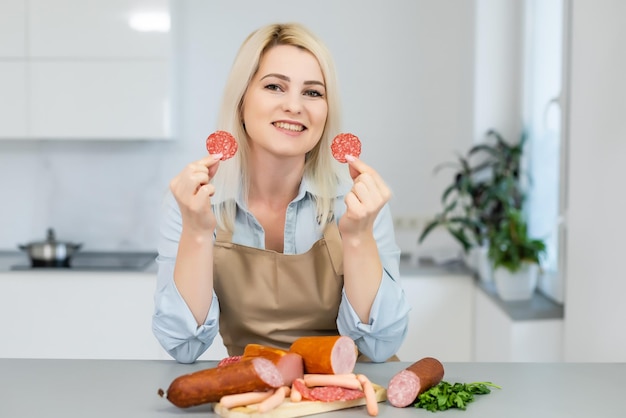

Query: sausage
386;357;445;408
289;335;357;374
218;390;273;409
256;386;289;413
243;344;304;386
357;374;379;417
158;357;283;408
303;373;361;390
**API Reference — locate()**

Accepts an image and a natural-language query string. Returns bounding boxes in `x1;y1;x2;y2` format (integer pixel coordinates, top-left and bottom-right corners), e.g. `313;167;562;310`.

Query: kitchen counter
0;359;622;417
0;250;157;273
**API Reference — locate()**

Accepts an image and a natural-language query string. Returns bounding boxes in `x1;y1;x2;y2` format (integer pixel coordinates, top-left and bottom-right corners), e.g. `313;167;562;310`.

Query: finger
198;153;224;168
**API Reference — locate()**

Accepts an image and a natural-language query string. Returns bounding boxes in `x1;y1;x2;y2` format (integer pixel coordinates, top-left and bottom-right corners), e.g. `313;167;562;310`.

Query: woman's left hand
338;156;392;238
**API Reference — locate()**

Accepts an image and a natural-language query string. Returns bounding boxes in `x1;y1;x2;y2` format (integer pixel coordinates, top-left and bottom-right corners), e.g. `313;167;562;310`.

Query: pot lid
22;228;81;247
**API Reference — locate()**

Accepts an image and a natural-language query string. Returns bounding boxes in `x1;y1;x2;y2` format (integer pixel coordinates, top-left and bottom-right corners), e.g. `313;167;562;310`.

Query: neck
247;154;304;209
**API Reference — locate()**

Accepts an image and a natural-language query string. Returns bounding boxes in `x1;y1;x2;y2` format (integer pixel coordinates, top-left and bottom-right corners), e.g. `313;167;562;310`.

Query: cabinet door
0;62;28;137
28;0;170;58
0;0;26;57
398;275;474;362
29;61;170;139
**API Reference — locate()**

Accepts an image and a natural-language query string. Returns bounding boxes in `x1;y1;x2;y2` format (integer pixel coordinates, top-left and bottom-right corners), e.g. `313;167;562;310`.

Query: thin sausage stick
303;373;362;390
218;391;273;409
290;385;302;402
357;374;379;417
256;386;289;413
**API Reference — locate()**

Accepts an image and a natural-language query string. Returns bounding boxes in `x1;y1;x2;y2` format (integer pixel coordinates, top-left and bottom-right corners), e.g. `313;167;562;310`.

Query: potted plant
488;207;546;300
419;129;546;299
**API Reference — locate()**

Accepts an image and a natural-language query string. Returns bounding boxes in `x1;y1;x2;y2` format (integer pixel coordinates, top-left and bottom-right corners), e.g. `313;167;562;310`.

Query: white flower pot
474;246;493;283
493;263;539;301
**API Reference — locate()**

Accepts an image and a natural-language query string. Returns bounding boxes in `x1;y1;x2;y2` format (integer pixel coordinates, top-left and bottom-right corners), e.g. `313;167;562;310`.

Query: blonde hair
211;23;347;232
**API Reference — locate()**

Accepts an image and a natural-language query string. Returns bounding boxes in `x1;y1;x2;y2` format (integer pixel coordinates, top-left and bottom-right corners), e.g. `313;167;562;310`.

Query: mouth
273;121;306;132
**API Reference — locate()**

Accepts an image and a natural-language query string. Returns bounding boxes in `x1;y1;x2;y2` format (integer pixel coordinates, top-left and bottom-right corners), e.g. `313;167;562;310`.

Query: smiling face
241;44;328;160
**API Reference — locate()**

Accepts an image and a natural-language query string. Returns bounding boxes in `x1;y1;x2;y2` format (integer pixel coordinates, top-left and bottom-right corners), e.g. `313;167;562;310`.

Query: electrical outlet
393;215;428;231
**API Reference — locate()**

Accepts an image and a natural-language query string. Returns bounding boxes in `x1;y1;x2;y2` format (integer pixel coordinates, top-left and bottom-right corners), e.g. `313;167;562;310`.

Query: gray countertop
0;359;622;417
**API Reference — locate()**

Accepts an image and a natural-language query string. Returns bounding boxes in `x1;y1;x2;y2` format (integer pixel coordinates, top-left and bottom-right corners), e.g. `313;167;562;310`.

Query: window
522;0;569;304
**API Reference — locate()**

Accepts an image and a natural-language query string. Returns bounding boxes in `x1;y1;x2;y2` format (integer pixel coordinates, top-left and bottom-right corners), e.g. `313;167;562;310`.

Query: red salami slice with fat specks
331;133;361;163
217;355;242;367
310;386;365;402
293;378;365;403
292;378;315;401
206;130;238;160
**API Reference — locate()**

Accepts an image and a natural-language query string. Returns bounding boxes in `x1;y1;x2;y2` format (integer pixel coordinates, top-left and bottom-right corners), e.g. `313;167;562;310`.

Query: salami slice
331;133;361;163
292;378;315;401
206;130;238;160
310;386;365;402
217;355;242;367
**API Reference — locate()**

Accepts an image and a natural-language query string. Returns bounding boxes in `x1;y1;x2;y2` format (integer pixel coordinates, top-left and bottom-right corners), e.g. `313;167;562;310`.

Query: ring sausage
158;357;283;408
386;357;444;408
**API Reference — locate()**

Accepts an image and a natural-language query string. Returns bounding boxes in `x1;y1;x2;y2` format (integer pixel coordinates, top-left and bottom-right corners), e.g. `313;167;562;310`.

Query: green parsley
414;381;501;412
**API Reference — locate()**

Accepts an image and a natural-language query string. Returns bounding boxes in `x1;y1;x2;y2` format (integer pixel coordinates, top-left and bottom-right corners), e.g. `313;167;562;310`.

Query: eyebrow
260;73;325;88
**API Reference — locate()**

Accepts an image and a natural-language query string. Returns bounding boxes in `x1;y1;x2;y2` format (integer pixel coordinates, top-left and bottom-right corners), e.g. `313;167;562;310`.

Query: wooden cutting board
214;384;387;418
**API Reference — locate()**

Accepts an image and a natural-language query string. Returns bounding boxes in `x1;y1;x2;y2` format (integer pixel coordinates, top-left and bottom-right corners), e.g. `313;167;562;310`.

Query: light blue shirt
152;178;410;364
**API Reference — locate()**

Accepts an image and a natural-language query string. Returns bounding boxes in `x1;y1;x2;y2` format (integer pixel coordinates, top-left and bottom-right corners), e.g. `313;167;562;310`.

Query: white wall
0;0;474;257
563;0;626;362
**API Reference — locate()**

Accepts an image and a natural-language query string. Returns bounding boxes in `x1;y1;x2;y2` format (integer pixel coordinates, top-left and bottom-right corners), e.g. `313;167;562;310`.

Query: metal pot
18;228;82;267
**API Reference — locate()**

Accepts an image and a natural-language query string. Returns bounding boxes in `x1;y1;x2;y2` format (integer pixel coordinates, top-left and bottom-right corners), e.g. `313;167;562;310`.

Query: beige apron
213;223;344;356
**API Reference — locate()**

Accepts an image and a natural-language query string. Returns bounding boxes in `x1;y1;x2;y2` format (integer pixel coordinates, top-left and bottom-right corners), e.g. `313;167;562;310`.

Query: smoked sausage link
289;335;357;374
386;357;444;408
159;357;283;408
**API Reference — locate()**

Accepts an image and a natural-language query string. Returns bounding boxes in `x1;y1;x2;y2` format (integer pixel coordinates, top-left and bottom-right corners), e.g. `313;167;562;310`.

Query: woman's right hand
169;153;223;233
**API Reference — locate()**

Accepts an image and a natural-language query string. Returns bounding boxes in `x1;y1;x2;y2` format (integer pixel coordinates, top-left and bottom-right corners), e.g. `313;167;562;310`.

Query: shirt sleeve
151;191;221;364
336;204;411;362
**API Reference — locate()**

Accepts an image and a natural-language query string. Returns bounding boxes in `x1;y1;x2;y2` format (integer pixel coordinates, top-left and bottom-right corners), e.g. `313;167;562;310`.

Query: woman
152;22;410;364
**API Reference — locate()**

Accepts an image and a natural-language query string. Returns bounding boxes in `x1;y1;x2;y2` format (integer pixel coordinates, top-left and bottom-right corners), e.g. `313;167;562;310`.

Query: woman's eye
304;89;324;98
265;84;283;92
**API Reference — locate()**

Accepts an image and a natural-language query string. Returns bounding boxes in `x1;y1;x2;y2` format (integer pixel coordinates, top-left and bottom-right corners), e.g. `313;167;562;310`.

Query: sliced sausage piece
206;130;238;160
217;355;242;367
158;357;283;408
310;386;365;402
289;335;357;374
292;378;315;401
386;357;444;408
331;133;361;163
242;344;304;386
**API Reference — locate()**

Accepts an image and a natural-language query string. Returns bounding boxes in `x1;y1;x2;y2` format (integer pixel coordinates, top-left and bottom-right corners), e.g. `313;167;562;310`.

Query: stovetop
9;251;157;271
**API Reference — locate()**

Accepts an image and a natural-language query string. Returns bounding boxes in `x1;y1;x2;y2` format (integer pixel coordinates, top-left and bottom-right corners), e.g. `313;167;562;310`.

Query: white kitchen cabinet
473;288;564;362
397;274;474;362
0;0;26;57
0;62;28;137
30;61;170;139
0;271;227;360
28;0;170;58
0;0;171;140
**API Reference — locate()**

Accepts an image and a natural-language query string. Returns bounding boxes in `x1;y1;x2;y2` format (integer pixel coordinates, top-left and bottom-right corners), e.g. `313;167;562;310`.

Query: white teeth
274;122;304;132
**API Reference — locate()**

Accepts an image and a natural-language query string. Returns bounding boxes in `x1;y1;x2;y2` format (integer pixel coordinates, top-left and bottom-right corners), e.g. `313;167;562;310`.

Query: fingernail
212;153;223;160
345;154;356;162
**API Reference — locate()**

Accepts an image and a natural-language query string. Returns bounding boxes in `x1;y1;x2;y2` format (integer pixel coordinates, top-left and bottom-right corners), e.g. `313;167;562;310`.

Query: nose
282;90;302;114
